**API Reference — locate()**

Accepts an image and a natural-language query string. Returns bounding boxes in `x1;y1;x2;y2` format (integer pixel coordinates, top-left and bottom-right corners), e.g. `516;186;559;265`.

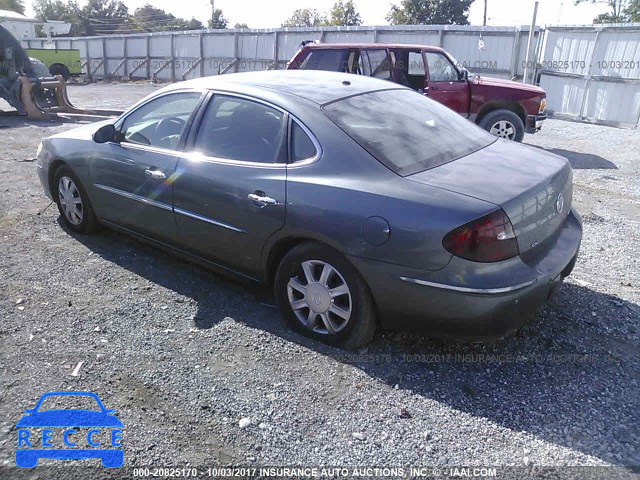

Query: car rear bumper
526;113;546;134
350;208;582;341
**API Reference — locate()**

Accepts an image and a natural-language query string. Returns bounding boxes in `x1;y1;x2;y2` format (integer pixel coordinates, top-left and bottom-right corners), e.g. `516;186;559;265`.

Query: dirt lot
0;82;639;477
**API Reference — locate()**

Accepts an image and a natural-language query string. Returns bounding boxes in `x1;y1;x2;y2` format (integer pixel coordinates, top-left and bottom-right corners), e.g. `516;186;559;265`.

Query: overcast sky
24;0;607;29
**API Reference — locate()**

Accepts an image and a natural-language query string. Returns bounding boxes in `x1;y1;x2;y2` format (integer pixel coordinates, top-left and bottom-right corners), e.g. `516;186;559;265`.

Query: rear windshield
323;89;496;176
297;49;349;72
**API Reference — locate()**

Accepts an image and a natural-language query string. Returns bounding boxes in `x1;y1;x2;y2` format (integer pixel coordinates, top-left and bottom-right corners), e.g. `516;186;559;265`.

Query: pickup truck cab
288;43;547;142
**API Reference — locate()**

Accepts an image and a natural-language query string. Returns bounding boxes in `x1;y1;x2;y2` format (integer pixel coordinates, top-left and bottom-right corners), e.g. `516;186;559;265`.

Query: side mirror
93;124;117;144
461;69;470;80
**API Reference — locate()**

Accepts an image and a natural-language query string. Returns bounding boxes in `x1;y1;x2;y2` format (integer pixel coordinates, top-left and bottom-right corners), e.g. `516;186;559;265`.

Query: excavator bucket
17;75;123;120
1;25;122;120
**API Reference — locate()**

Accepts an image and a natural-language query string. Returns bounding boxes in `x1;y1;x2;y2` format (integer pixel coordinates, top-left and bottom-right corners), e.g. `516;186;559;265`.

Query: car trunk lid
407;139;572;256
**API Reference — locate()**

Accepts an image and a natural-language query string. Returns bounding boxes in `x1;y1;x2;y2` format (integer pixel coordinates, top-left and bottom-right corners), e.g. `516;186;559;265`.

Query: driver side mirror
93;124;117;144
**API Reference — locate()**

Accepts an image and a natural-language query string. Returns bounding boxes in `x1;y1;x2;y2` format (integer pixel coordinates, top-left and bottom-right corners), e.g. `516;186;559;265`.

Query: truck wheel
49;63;71;81
479;109;525;142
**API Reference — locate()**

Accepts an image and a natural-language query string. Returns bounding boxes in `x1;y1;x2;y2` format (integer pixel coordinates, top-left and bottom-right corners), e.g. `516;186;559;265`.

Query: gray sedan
36;70;582;349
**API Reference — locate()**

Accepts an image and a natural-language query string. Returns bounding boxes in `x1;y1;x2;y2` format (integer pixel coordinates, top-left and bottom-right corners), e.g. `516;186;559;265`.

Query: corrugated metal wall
23;24;640;128
23;25;538;82
539;24;640;128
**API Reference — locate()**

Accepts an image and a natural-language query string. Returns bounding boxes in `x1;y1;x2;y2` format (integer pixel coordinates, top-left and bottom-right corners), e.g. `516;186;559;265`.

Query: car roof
302;42;447;54
163;70;407;106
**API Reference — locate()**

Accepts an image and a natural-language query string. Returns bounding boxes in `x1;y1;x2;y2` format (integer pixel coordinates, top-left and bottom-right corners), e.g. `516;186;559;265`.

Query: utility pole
210;0;215;27
523;1;539;84
483;0;488;26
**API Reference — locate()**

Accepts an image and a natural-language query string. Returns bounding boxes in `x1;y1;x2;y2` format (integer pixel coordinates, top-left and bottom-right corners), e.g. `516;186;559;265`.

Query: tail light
443;209;519;263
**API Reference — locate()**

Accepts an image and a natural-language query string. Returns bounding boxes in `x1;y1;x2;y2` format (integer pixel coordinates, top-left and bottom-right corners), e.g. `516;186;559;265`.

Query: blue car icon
15;391;123;468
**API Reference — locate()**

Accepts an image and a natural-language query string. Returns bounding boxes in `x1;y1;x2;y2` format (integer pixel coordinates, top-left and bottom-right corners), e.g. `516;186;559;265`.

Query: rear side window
364;49;393;80
298;49;350;72
290;122;317;162
194;95;286;164
408;52;425;76
323;89;496;176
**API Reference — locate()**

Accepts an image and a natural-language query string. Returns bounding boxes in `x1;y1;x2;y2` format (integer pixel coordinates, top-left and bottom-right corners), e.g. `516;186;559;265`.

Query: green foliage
327;0;362;26
575;0;638;22
131;4;204;32
625;0;640;21
32;0;205;35
234;22;249;29
386;0;473;25
81;0;130;35
0;0;25;15
282;8;326;27
208;8;227;29
33;0;83;36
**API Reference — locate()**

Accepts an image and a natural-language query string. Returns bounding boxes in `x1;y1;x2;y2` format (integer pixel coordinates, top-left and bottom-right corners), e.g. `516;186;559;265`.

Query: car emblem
556;193;564;214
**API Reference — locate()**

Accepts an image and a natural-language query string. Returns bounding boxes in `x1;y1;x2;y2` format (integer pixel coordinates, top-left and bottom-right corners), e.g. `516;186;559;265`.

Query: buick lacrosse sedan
36;70;582;349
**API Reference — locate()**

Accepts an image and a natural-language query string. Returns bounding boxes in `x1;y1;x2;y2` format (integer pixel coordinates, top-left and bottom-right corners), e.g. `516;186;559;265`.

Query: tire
478;109;525;142
274;242;377;349
49;63;70;81
53;164;98;234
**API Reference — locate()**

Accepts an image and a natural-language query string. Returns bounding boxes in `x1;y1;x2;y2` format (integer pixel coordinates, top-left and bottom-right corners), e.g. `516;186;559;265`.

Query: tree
574;0;635;22
33;0;83;35
208;8;227;29
131;4;202;32
185;18;205;30
282;8;326;27
625;0;640;21
0;0;25;14
387;0;473;25
82;0;131;35
327;0;362;26
132;4;176;32
234;22;249;29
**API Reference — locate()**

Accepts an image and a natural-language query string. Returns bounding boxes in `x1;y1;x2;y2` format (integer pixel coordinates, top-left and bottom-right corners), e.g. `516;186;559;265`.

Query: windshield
298;49;350;72
323;89;496;176
446;52;473;78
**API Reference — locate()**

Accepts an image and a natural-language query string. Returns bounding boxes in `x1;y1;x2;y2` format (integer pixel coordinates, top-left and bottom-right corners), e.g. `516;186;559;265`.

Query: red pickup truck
288;43;547;142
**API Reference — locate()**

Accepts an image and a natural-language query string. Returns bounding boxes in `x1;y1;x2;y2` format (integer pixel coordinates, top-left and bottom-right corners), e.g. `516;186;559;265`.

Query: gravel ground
0;82;639;478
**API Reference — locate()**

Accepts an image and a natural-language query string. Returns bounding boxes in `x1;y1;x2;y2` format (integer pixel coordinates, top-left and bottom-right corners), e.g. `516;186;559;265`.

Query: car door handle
248;192;278;206
144;168;166;180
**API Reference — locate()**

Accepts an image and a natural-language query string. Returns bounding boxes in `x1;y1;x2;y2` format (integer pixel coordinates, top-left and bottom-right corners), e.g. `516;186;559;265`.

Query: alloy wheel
58;176;83;225
489;120;516;140
287;260;353;335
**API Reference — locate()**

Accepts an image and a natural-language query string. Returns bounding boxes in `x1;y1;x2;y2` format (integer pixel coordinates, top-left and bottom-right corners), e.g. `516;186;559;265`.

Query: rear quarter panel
274;109;499;273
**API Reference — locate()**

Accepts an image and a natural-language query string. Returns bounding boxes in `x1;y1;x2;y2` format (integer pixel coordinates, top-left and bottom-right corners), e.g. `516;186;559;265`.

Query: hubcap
287;260;352;335
489;120;516;139
58;176;83;225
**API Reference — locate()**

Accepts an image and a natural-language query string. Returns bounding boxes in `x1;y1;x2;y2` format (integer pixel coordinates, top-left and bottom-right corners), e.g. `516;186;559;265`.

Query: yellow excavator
0;25;121;119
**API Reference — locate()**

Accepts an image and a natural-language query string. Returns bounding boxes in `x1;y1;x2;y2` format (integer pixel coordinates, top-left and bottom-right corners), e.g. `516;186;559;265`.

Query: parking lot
0;82;639;473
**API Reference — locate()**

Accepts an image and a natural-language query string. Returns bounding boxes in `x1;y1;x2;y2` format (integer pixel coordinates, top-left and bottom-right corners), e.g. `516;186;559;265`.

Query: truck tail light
443;209;519;263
